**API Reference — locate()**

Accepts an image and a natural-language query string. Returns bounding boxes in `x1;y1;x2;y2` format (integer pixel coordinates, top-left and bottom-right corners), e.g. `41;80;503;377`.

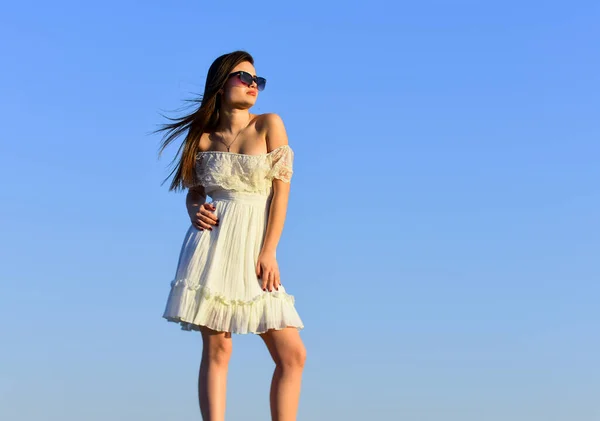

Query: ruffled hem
162;280;304;335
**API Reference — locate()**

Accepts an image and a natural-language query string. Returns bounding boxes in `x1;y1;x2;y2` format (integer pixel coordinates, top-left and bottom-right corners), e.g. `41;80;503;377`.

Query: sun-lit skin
220;61;262;110
186;59;306;421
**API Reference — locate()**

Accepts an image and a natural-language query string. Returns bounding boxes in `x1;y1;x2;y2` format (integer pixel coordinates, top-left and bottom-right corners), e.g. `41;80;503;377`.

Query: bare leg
260;328;306;421
198;327;232;421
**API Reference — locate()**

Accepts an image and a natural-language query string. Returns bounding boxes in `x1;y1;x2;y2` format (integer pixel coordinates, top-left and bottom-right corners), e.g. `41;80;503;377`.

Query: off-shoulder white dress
162;145;304;334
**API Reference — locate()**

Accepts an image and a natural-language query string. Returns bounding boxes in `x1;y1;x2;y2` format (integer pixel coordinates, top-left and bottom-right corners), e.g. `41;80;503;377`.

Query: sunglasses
227;71;267;91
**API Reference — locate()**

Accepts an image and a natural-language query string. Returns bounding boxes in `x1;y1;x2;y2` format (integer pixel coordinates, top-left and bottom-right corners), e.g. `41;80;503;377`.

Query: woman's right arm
187;186;219;231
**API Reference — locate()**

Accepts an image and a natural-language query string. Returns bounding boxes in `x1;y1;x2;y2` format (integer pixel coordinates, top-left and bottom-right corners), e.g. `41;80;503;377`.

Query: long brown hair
156;50;255;191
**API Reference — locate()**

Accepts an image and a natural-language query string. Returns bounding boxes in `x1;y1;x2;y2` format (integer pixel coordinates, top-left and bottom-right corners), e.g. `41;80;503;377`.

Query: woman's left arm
256;114;292;292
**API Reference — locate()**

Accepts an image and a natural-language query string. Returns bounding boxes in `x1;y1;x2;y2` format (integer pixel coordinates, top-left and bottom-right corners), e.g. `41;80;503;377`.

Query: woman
157;50;306;421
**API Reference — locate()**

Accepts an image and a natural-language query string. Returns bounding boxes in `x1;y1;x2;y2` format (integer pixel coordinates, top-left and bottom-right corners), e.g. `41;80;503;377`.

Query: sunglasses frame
227;71;267;91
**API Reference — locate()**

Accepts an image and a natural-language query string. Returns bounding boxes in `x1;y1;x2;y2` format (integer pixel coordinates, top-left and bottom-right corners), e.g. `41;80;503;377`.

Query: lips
247;90;257;96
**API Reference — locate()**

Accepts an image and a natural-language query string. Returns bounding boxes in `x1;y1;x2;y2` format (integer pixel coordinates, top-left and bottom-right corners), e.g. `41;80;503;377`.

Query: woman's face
221;61;261;108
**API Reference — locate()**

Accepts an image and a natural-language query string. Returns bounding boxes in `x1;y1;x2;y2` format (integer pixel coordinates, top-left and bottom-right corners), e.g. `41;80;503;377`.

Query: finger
260;270;268;287
198;206;218;219
266;271;275;291
198;214;218;226
199;207;218;221
262;271;270;291
205;202;218;215
204;212;219;224
197;220;213;230
200;203;217;214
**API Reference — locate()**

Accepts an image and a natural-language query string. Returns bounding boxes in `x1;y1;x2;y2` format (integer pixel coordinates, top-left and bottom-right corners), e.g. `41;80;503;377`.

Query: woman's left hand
256;250;281;292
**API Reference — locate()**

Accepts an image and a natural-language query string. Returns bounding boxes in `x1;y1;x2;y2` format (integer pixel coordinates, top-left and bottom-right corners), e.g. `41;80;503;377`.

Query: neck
217;107;251;134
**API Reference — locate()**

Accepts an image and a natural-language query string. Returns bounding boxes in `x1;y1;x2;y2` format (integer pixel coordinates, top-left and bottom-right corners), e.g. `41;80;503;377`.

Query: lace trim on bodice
190;145;294;194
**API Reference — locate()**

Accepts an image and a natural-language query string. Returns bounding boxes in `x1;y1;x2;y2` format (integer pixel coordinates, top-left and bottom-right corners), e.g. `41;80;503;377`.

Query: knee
279;344;306;370
205;339;232;366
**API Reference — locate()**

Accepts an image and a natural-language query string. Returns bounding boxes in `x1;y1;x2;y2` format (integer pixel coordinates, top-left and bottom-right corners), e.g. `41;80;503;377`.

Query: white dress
162;145;304;334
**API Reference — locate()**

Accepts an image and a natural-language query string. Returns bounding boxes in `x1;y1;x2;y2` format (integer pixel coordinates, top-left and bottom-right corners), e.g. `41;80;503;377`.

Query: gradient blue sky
1;1;599;420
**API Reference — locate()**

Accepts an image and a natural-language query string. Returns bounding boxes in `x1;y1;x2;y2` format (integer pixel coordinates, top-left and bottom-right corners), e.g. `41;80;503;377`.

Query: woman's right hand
189;202;219;231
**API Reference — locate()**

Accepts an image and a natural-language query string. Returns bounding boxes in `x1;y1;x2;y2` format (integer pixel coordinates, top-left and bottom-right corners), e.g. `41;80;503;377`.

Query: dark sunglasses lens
256;77;266;91
238;72;253;85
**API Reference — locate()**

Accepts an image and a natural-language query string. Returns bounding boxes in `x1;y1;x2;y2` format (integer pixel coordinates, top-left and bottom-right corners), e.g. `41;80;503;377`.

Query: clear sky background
1;1;599;420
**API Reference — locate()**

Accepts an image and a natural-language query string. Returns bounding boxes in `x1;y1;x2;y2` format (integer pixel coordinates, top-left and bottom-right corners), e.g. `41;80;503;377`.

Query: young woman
157;51;306;421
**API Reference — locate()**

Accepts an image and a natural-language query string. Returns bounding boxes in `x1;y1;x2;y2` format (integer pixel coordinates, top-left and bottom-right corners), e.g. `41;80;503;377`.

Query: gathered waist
209;190;272;205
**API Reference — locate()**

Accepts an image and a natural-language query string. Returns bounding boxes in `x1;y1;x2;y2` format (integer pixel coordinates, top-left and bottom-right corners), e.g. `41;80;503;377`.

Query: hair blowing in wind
155;50;255;191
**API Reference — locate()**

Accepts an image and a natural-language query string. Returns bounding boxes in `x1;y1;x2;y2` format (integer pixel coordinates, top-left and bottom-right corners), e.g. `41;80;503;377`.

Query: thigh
259;328;305;364
200;326;232;353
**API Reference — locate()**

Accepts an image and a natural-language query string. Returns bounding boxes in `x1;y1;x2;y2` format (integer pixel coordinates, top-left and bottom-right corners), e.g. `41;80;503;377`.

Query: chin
235;99;257;108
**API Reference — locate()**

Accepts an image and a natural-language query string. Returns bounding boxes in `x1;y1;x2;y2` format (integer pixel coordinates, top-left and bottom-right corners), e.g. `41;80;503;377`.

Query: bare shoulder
261;112;285;126
197;131;212;152
255;113;288;150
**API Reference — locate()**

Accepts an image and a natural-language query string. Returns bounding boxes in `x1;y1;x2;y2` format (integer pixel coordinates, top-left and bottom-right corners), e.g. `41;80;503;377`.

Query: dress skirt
162;189;304;334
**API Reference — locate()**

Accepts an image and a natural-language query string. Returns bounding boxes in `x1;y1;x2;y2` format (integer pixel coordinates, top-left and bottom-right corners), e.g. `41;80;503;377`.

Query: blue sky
1;1;599;420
